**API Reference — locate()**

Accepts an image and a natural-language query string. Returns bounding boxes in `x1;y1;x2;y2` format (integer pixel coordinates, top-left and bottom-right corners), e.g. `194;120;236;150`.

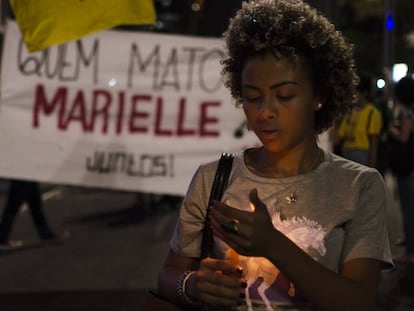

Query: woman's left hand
210;188;278;258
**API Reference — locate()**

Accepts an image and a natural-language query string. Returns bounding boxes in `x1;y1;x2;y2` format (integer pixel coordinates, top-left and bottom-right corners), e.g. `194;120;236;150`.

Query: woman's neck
245;145;322;178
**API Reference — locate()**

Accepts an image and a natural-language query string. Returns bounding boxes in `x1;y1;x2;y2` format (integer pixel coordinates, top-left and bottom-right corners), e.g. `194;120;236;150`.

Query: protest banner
0;20;259;195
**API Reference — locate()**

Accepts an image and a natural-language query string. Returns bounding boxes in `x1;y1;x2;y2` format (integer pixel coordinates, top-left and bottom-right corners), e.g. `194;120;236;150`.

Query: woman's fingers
210;189;277;257
199;257;242;278
209;210;247;248
196;258;245;307
211;199;251;222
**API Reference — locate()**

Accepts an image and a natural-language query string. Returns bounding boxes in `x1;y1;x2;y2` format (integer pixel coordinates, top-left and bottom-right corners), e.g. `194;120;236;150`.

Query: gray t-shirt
171;149;393;309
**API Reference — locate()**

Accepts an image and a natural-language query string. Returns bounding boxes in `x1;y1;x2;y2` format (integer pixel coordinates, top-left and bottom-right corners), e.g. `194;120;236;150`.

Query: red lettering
177;97;196;136
91;90;111;134
116;92;125;135
129;94;151;133
62;90;88;131
33;84;67;130
155;97;173;136
199;101;220;137
32;86;222;138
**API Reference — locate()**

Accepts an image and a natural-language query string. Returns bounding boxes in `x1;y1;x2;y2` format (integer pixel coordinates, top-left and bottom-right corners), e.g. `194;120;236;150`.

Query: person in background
157;1;393;310
387;75;414;263
373;89;394;176
336;72;383;168
0;179;69;251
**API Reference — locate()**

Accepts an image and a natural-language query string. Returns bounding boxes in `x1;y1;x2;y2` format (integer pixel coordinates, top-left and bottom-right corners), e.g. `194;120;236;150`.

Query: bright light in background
376;79;386;89
386;11;395;31
108;78;117;87
392;63;408;82
191;2;201;11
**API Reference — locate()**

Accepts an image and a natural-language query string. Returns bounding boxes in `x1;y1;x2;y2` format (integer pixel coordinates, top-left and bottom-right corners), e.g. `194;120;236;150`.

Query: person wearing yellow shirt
337;73;383;167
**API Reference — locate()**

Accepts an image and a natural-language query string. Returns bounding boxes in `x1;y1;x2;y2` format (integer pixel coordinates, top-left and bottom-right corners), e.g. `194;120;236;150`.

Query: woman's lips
259;129;281;139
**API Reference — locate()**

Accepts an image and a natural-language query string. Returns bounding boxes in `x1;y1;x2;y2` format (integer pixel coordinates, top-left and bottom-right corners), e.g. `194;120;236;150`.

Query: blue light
386;12;394;30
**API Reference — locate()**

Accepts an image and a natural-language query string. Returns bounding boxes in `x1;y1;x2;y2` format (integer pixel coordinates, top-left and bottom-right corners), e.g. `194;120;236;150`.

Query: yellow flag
9;0;156;52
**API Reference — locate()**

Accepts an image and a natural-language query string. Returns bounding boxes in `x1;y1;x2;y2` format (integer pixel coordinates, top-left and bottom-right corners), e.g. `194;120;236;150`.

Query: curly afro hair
221;0;358;134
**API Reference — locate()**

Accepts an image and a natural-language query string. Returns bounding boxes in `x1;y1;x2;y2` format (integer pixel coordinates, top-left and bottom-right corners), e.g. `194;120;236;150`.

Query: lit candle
229;248;239;266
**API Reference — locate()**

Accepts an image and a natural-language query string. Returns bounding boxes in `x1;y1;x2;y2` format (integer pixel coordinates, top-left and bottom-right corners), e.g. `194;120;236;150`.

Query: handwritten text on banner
0;20;259;195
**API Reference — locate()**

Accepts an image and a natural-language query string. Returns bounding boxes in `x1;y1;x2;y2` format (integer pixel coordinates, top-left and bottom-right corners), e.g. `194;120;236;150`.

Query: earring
246;122;252;131
316;103;323;111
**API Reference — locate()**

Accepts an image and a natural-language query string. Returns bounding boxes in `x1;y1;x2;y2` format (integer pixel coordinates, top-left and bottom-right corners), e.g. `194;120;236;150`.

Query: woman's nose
259;96;277;119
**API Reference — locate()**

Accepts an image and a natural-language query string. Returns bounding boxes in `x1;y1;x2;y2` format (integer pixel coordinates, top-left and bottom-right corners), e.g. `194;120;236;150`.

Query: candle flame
230;248;239;265
249;202;255;212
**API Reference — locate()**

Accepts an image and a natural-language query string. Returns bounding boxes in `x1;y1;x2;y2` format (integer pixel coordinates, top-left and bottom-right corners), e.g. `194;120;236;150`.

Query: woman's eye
242;97;262;104
277;94;294;101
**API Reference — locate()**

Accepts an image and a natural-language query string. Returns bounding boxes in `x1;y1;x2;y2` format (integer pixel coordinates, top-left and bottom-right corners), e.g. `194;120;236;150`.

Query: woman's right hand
187;257;246;308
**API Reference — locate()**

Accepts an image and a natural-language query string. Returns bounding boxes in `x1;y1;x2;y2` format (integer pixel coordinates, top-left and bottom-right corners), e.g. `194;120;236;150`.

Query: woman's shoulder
324;150;382;178
318;152;384;198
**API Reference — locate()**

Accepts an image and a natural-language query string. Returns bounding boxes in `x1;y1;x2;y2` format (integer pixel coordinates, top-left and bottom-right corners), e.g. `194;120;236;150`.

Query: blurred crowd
330;74;414;264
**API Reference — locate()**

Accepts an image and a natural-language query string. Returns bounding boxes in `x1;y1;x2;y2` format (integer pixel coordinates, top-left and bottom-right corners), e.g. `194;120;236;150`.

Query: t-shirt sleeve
341;170;393;269
170;162;216;258
368;108;383;136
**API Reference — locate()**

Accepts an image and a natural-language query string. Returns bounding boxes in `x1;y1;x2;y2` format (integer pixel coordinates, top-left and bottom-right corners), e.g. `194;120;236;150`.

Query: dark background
1;0;414;77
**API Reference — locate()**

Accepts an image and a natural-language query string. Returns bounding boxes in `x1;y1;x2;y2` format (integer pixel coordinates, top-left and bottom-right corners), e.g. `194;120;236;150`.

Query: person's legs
396;173;414;256
0;180;28;243
27;182;70;242
25;181;55;239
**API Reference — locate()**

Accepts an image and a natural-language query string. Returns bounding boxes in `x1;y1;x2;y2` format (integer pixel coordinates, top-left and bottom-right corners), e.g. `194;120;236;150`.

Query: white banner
0;20;259;195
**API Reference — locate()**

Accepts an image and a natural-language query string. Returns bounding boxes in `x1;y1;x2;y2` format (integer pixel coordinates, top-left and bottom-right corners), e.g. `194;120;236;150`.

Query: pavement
0;181;179;311
0;172;412;311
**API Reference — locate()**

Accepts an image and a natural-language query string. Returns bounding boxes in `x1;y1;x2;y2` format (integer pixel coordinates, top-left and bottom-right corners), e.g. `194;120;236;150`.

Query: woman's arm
210;189;384;311
265;229;382;311
388;114;413;143
158;249;245;308
157;249;200;306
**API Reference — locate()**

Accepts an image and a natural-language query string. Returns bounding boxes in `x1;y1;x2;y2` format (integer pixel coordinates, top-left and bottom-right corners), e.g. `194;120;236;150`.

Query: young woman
157;1;393;310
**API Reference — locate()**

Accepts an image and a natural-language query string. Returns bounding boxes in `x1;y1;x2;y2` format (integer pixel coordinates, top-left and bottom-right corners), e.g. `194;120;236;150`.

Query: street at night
0;174;413;310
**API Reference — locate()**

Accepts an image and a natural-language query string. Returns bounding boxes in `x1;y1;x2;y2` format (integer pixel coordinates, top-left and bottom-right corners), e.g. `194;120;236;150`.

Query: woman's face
241;53;320;153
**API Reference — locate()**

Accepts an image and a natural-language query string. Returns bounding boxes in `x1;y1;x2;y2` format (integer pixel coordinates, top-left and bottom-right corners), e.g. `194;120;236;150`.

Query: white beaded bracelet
176;270;200;306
